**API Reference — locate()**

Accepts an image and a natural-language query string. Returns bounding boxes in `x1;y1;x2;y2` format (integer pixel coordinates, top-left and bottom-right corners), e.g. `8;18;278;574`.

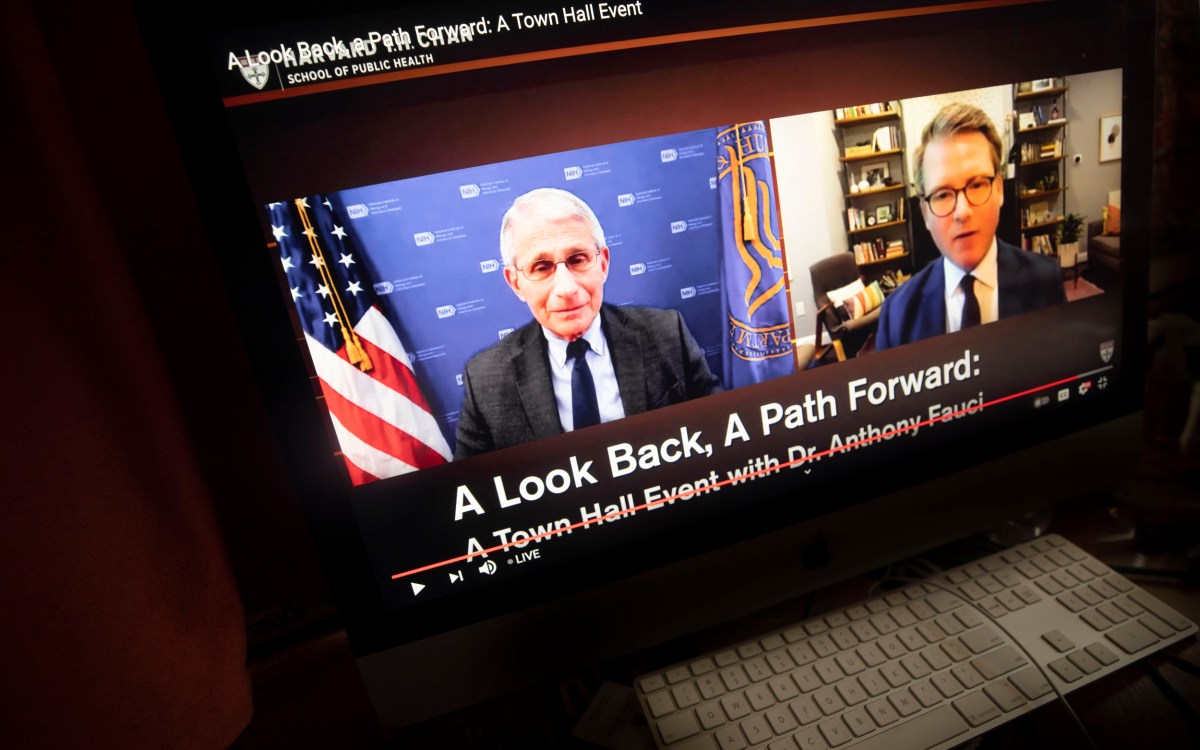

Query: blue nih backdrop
320;130;725;450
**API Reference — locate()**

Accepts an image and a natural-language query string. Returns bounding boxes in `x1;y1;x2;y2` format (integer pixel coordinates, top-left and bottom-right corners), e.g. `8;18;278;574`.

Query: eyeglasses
922;175;997;217
513;250;601;282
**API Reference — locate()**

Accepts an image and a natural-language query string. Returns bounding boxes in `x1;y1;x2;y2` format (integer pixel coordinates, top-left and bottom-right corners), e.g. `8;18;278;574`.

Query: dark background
2;0;1197;746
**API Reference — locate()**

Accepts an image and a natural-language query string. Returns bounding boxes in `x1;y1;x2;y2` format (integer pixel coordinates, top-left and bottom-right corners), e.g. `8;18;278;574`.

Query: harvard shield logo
238;56;270;90
1100;340;1114;363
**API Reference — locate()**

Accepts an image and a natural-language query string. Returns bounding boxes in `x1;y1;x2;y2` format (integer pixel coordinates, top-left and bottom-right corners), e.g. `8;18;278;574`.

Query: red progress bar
390;372;1084;580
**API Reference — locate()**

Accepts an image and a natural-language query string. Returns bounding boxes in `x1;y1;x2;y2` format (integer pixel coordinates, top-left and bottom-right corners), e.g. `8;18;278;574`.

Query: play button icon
411;582;425;596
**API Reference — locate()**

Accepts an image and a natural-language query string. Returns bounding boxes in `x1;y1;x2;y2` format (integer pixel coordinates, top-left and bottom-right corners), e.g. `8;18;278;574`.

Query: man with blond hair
876;103;1065;350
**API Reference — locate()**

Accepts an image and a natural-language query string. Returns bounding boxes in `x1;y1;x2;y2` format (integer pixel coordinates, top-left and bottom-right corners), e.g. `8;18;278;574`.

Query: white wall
1062;68;1123;228
771;110;848;339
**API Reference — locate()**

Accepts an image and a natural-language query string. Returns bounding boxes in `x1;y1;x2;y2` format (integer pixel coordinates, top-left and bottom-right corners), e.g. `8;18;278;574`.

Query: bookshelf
833;102;912;286
1012;79;1068;255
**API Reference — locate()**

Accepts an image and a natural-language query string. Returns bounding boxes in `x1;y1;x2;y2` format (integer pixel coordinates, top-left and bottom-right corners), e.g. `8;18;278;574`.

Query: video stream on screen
265;70;1123;488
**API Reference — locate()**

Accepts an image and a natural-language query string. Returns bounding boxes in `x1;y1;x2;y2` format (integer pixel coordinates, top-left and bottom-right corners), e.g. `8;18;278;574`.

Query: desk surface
232;494;1200;749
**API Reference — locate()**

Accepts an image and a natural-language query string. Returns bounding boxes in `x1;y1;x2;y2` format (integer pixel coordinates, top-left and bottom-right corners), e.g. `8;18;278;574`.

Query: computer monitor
140;0;1152;726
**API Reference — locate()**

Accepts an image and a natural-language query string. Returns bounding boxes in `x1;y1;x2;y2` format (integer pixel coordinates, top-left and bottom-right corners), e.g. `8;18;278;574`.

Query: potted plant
1057;212;1085;267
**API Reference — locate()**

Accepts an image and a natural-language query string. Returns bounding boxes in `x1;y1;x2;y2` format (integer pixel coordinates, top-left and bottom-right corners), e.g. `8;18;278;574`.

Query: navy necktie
567;338;600;430
961;274;981;329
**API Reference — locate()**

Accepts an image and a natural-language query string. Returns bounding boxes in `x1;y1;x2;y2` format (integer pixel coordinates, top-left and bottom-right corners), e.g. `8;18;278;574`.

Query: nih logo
373;281;394;295
436;305;457;319
346;204;369;219
563;166;583;180
629;263;646;276
459;184;481;199
480;259;500;273
414;232;435;246
680;287;697;299
660;149;678;163
617;193;635;207
670;221;687;234
498;328;515;339
456;373;464;386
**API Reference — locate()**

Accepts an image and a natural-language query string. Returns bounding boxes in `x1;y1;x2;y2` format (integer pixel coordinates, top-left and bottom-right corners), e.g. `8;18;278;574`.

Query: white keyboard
635;534;1197;750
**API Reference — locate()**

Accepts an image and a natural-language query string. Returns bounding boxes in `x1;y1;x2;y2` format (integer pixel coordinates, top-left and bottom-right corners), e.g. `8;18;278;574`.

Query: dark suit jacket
454;304;720;458
875;240;1066;351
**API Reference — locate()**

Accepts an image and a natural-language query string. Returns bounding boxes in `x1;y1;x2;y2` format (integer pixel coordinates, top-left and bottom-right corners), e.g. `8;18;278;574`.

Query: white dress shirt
943;238;999;333
543;314;625;432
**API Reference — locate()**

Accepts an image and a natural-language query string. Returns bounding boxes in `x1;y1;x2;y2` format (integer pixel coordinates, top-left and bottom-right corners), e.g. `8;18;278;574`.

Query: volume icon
478;560;497;576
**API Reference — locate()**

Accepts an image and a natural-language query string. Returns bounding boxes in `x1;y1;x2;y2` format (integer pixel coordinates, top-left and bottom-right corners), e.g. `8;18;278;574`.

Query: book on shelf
836;102;893;120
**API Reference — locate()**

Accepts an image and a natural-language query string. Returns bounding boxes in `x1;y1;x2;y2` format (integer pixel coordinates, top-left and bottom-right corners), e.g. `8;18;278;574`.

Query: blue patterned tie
567;338;600;430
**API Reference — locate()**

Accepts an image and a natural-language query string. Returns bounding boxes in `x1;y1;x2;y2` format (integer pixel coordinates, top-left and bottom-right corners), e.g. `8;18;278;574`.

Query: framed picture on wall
861;162;890;187
1100;114;1122;162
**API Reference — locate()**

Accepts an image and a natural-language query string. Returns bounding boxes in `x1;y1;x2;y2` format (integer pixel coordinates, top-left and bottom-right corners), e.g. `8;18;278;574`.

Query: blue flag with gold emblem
717;122;795;388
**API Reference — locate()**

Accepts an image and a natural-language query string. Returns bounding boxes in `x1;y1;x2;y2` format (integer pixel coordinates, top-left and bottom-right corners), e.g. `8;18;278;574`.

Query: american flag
267;197;451;484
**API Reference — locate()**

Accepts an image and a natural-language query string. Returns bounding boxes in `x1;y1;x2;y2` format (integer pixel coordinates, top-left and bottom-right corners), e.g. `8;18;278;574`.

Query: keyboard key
869;613;898;635
864;698;898;727
814;659;844;685
745;657;773;682
697;701;726;730
746;683;775;711
830;627;857;650
805;620;828;636
721;692;751;720
1056;592;1086;612
1080;610;1111;631
737;643;764;659
715;650;739;667
910;679;943;707
1036;577;1064;595
856;643;886;668
1140;614;1176;639
963;563;986;578
721;666;750;691
941;639;971;662
673;682;702;708
647;689;675;717
891;608;918;628
843;707;874;737
981;557;1004;572
768;675;799;703
983;681;1027;712
1067;650;1102;675
955;608;983;629
1128;591;1193;631
834;652;865;675
1095;602;1128;625
994;569;1021;588
761;634;786;651
931;672;964;698
953;690;1001;727
792;728;822;749
792;666;821;693
888;688;920;717
788;641;817;666
858;670;889;697
897;627;927;651
1041;629;1074;652
1113;596;1144;618
818;717;851;746
1105;574;1135;593
809;635;837;658
900;654;931;680
691;658;717;676
1067;564;1094;583
1090;580;1120;600
847;605;870;621
1046;549;1072;567
850;621;880;643
763;705;797;735
657;711;701;744
766;650;795;675
1047;657;1083;683
971;645;1027;679
866;599;888;613
740;715;771;745
908;600;937;620
835;678;867;706
921;645;952;672
880;662;910;688
1009;666;1053;699
851;704;969;750
813;686;845;715
1012;584;1042;605
1074;586;1102;607
641;674;666;693
935;614;964;636
698;674;725;699
995;591;1024;611
782;626;806;643
916;621;947;643
958;582;987;601
952;663;984;689
788;694;821;725
977;576;1003;595
668;666;692;684
980;599;1008;619
1085;641;1119;666
960;626;1002;654
713;725;748;750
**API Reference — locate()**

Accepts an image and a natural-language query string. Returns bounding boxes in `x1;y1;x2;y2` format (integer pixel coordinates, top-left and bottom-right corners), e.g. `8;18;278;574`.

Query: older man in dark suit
454;188;719;459
876;103;1065;350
